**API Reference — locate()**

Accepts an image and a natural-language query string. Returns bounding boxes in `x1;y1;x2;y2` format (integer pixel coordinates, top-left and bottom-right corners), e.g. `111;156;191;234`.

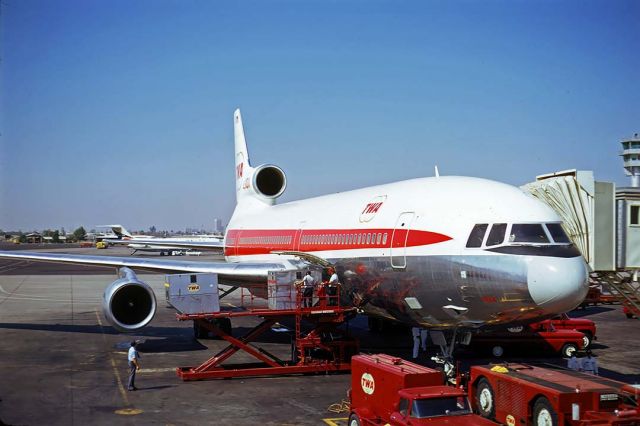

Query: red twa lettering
236;163;244;179
362;202;383;215
361;377;373;389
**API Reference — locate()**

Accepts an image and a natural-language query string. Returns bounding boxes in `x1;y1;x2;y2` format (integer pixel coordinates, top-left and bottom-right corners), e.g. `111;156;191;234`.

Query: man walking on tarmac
127;341;141;391
302;270;315;308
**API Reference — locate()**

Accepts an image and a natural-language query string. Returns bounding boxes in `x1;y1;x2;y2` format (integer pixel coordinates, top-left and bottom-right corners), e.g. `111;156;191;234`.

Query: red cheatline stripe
223;228;451;256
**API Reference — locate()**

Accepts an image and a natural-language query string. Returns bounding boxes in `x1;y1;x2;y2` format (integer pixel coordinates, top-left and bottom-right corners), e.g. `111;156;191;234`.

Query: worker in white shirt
127;341;141;391
302;271;315;308
411;327;429;359
582;350;599;375
327;268;340;306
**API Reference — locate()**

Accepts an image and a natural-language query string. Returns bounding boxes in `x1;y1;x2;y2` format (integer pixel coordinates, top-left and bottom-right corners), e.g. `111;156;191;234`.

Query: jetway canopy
521;170;615;272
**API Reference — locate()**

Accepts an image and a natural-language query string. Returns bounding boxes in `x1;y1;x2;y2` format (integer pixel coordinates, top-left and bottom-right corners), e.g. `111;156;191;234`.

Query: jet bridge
522;169;615;272
523;169;640;313
166;270;358;381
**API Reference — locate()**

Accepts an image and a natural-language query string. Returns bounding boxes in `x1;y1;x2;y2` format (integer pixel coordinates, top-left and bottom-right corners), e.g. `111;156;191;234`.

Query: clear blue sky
1;0;638;232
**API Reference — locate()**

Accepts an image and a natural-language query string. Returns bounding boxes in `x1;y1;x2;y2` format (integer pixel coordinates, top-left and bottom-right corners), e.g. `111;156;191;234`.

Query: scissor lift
175;275;358;381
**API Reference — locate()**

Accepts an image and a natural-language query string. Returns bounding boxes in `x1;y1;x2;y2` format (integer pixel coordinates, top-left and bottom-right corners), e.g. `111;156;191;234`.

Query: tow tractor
469;363;640;425
346;355;640;426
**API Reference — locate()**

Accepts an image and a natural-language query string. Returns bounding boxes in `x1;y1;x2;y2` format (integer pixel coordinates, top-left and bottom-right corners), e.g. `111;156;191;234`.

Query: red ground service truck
469;363;640;425
348;354;496;426
530;313;597;348
472;322;586;358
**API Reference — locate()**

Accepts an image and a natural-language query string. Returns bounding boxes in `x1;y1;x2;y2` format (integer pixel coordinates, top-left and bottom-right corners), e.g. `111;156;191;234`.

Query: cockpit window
509;224;549;244
546;223;571;243
486;223;507;246
466;224;488;248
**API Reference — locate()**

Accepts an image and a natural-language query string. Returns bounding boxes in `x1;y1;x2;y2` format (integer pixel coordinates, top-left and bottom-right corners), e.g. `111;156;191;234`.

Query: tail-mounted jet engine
252;164;287;200
102;267;156;332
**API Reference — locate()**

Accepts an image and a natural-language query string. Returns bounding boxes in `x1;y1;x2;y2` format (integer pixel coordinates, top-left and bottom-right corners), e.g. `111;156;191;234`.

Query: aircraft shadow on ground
0;322;208;352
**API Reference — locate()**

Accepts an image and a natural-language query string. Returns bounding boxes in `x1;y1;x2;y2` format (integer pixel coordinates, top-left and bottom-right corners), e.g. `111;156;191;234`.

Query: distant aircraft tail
234;109;287;206
96;224;133;239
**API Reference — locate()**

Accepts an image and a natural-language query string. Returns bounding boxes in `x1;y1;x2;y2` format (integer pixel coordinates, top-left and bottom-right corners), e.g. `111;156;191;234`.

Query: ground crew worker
582;350;599;375
302;270;315;308
327;268;340;306
127;341;141;391
411;327;429;359
567;352;581;371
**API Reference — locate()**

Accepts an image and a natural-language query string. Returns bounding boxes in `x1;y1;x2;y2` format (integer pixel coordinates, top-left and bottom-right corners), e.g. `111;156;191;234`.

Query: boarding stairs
589;272;640;317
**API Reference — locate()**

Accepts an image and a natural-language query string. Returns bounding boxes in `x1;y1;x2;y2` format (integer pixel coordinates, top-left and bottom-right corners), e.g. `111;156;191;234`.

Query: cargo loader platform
171;270;359;381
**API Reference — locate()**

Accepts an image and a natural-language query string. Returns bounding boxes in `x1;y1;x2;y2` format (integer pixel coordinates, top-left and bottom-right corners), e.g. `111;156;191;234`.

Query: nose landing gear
429;329;472;383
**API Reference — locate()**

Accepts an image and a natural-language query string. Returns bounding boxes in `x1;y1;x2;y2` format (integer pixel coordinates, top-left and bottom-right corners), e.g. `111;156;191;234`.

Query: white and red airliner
0;109;589;336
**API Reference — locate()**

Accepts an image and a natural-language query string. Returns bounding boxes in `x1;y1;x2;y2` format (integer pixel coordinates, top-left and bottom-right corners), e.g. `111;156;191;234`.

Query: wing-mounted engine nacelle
102;267;156;332
252;164;287;203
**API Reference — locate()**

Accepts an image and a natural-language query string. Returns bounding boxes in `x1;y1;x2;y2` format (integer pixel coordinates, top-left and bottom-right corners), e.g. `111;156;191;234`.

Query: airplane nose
527;255;589;314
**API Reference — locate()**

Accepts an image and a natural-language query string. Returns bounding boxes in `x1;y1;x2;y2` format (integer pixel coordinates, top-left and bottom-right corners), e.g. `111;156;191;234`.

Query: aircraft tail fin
234;109;254;202
233;109;287;206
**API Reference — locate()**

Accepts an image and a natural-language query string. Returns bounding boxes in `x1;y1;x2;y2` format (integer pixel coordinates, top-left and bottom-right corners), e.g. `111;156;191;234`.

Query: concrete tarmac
0;245;638;425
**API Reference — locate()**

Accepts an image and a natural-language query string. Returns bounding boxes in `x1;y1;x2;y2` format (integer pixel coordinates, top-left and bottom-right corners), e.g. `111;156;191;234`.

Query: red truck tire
348;413;361;426
475;378;496;420
533;397;558;426
561;342;578;358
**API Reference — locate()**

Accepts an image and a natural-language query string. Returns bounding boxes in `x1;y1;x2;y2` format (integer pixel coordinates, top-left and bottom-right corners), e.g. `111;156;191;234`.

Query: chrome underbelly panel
331;254;540;328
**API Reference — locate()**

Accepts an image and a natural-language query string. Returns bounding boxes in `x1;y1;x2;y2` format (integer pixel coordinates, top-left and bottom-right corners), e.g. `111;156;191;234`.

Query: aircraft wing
104;238;224;251
0;250;298;285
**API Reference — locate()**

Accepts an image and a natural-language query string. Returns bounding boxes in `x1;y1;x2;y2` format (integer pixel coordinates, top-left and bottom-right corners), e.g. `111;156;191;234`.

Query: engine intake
253;164;286;199
102;267;156;332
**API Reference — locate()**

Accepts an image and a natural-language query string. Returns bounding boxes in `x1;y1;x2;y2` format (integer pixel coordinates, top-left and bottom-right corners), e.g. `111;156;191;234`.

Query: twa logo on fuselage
359;195;387;223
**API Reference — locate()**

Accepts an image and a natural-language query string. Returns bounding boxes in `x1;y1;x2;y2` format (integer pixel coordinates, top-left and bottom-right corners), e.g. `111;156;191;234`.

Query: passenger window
382;233;388;245
376;233;382;244
366;233;371;244
486;223;507;246
358;234;362;245
510;224;549;243
466;224;488;248
546;223;571;243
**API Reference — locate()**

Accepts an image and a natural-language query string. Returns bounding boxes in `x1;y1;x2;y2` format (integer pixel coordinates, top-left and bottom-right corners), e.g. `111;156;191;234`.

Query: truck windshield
411;396;471;418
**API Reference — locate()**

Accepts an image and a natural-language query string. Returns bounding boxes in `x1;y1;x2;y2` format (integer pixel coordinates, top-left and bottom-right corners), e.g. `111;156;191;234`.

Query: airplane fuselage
224;175;589;328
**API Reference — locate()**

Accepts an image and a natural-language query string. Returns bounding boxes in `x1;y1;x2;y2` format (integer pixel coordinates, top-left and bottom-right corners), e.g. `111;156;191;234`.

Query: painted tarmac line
95;309;132;408
322;418;348;426
0;261;31;274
